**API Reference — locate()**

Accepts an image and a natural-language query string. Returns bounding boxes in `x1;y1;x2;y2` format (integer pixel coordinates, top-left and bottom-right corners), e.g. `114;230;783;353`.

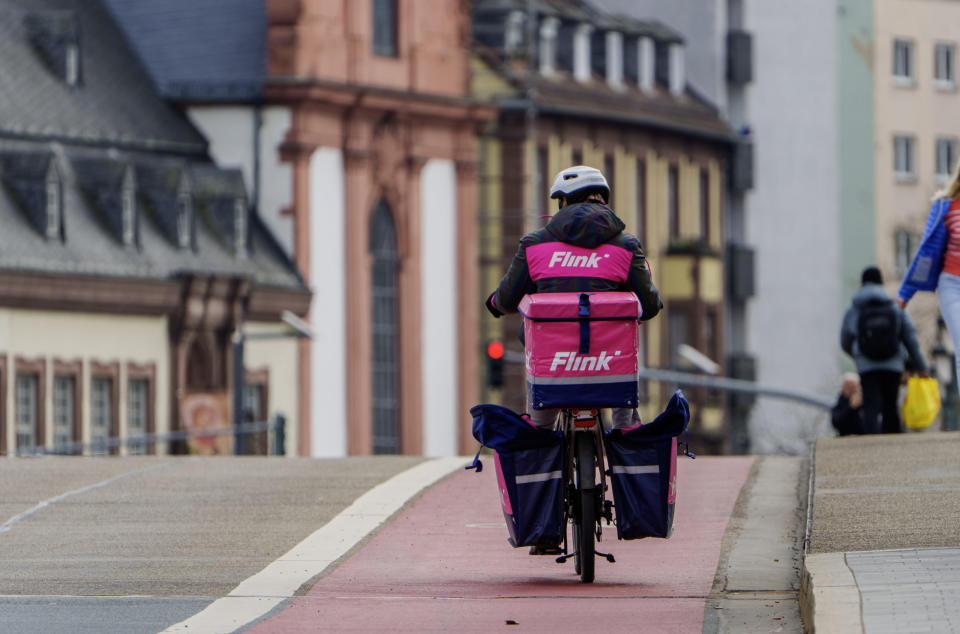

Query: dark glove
484;292;503;318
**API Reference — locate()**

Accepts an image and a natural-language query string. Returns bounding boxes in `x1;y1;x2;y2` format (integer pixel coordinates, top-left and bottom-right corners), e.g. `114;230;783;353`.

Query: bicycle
469;393;691;585
554;407;615;583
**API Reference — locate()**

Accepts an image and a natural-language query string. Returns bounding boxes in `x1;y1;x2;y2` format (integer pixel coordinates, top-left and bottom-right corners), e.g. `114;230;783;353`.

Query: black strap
579;293;590;353
465;446;483;472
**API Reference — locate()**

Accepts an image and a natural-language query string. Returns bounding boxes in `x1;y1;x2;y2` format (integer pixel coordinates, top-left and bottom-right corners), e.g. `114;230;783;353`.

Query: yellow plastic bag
901;377;941;430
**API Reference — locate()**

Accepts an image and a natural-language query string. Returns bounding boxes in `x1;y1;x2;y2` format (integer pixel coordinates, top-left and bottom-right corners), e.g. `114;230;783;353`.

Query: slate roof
473;0;733;142
0;0;305;292
0;142;302;288
474;0;684;42
0;0;207;153
101;0;266;101
530;76;733;142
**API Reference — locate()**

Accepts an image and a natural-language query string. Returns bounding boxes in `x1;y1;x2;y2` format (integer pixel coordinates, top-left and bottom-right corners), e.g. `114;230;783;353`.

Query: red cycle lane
249;455;754;633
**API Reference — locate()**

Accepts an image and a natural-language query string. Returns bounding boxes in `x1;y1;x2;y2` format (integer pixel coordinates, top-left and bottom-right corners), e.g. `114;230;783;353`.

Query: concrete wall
0;309;170;455
837;0;875;304
744;0;842;453
419;159;458;456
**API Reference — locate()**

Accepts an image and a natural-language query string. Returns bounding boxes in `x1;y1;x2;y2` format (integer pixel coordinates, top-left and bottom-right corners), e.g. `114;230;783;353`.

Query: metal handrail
5;416;286;458
637;368;834;411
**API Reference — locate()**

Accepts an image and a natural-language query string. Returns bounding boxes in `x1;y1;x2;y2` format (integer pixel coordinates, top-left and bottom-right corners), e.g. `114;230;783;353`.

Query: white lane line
0;463;172;534
161;456;467;634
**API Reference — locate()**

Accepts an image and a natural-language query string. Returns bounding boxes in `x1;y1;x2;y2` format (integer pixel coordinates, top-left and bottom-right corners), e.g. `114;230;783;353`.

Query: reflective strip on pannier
603;391;690;540
470;404;565;548
494;445;564;547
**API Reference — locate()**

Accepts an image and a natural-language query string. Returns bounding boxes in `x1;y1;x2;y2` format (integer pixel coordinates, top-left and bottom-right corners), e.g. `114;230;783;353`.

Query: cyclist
484;165;663;430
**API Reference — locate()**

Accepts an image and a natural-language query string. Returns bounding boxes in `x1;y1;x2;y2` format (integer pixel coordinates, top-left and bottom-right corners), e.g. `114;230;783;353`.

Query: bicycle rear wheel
573;431;596;583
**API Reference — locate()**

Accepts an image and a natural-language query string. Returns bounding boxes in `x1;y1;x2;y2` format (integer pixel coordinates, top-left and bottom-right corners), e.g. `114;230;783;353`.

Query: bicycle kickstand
555;550;616;564
594;550;616;563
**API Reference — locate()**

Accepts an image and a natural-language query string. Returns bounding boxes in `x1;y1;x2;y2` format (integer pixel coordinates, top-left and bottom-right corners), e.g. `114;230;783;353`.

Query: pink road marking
249;455;753;633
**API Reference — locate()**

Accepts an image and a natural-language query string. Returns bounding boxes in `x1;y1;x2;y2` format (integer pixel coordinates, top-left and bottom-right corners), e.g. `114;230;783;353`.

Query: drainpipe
525;0;538;230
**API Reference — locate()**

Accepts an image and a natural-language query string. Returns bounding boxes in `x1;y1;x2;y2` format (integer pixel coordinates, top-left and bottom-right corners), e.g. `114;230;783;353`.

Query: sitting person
831;373;865;436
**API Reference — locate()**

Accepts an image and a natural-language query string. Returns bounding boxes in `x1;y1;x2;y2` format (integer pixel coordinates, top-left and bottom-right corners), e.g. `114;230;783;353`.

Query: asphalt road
0;456;422;634
0;451;810;633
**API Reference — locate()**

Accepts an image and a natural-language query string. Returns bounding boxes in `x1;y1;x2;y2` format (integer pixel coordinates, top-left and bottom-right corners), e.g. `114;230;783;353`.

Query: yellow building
474;0;735;452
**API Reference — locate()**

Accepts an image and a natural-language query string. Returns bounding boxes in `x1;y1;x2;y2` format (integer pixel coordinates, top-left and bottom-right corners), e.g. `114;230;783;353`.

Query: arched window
370;201;400;454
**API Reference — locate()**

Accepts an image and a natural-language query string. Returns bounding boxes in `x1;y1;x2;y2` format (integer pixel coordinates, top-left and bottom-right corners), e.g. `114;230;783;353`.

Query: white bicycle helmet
548;165;610;203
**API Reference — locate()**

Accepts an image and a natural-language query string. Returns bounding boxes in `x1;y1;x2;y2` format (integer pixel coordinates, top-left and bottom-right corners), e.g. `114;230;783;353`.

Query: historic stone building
105;0;494;457
263;0;494;456
0;0;309;456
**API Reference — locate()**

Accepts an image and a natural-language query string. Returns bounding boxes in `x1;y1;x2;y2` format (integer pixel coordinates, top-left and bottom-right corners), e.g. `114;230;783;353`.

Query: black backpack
856;299;901;360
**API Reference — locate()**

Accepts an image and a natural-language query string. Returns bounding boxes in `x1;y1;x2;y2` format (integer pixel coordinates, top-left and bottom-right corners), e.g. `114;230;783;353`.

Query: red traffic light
487;340;505;360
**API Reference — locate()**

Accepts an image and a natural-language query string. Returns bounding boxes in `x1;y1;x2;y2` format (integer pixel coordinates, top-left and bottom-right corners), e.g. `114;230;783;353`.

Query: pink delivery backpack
519;292;641;410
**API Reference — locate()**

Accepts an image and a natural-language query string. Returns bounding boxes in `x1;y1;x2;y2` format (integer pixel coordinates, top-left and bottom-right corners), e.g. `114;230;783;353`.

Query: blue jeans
938;272;960;393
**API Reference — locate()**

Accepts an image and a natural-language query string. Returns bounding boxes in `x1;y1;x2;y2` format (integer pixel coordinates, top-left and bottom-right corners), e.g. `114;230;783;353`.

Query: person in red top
898;161;960;396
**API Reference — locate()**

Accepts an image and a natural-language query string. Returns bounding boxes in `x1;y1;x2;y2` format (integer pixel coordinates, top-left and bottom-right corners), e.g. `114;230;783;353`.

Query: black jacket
491;203;662;320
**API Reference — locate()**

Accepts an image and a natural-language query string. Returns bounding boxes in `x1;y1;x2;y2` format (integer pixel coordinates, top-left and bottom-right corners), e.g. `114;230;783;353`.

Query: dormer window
65;42;79;86
539;17;560;75
606;31;624;89
24;11;81;86
638;36;655;92
121;166;136;246
669;43;685;95
176;178;192;249
505;11;525;55
574;23;594;82
234;198;248;257
45;163;61;239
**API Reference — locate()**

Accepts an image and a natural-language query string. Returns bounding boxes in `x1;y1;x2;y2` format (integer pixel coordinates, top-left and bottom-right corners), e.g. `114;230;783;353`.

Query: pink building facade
265;0;493;455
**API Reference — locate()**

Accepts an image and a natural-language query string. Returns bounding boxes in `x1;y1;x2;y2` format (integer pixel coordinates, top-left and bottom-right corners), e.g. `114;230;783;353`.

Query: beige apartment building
875;0;960;348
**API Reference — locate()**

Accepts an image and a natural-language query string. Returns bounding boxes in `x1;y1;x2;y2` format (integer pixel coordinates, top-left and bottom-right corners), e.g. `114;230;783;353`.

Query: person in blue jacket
897;162;960;395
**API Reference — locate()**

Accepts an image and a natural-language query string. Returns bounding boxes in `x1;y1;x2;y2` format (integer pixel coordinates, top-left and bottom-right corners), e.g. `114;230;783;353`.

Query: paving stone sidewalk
801;432;960;633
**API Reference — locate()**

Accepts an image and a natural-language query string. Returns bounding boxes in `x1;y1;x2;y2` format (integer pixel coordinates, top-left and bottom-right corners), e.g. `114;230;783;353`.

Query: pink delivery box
519;292;641;410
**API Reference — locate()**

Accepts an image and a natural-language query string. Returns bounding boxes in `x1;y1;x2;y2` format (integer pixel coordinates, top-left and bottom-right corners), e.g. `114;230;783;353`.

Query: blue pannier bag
469;404;564;548
603;391;692;540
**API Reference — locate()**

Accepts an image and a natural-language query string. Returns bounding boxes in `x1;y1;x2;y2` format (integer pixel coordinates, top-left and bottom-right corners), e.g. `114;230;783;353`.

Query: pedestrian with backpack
841;266;929;434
